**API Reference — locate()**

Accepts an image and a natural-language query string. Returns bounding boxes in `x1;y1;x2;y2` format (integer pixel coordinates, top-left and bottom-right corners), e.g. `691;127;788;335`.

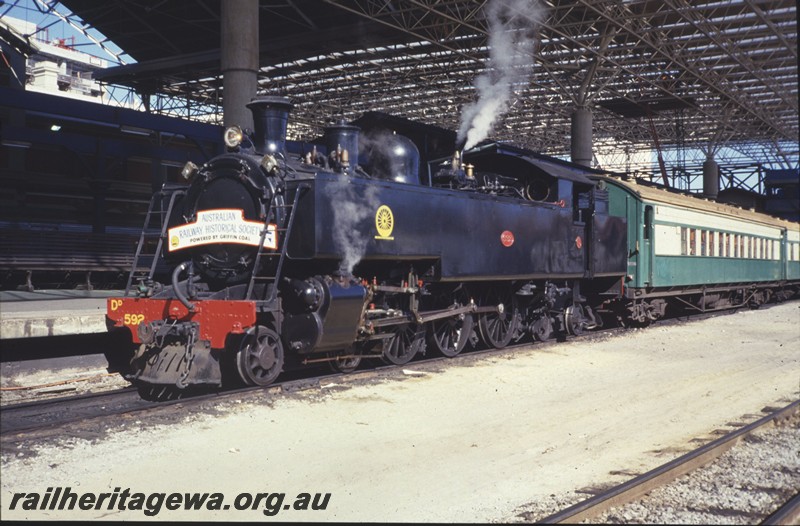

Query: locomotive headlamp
261;154;278;174
223;126;244;149
181;161;198;180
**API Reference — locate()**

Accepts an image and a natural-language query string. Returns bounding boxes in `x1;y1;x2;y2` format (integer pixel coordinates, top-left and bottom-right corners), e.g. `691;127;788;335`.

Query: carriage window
689;229;696;256
681;227;688;256
700;230;707;256
644;206;653;240
709;232;715;257
719;232;725;257
726;233;731;257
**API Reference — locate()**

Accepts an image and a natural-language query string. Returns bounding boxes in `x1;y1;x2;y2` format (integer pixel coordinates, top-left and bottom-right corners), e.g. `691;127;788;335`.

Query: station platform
0;290;121;339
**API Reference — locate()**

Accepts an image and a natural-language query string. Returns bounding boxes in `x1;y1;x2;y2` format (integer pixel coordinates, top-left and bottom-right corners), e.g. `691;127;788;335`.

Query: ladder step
245;186;304;301
125;188;186;295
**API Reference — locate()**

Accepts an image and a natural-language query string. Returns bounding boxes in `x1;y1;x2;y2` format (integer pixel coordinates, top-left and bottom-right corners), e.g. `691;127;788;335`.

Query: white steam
326;177;381;274
457;0;545;150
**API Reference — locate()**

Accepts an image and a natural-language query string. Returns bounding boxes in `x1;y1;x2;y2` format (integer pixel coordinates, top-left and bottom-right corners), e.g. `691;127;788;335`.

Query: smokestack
247;95;293;155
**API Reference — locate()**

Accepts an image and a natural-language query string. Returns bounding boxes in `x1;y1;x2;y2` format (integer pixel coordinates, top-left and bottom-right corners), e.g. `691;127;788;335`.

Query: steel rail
762;491;800;526
0;324;626;439
4;304;786;441
538;399;800;524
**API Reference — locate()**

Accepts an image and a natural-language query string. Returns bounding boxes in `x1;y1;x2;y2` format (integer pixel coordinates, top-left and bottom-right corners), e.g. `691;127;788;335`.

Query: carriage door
641;205;654;286
781;228;788;280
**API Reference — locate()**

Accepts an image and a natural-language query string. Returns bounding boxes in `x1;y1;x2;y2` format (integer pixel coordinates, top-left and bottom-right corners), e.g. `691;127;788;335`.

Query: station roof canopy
44;1;800;169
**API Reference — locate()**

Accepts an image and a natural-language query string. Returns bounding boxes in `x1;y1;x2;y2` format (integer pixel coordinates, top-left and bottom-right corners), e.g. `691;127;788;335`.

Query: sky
1;0;133;64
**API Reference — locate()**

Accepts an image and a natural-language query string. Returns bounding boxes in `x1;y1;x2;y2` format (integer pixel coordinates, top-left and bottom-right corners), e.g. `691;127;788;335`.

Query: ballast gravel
591;417;800;524
501;415;800;524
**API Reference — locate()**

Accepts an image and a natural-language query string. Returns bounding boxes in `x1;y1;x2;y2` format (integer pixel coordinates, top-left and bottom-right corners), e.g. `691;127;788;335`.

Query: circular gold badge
375;205;394;240
170;235;180;248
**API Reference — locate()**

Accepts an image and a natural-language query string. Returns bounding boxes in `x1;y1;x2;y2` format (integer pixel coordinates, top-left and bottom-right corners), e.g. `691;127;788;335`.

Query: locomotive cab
463;146;562;202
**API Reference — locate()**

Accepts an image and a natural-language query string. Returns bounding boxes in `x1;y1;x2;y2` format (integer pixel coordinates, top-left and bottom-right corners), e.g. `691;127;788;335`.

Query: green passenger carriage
598;176;800;322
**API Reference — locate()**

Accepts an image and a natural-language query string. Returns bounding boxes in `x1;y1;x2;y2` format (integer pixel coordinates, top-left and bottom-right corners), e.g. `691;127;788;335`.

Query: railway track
0;307;766;441
0;305;785;444
0;323;626;441
763;492;800;526
537;400;800;524
1;304;796;522
0;371;328;441
1;387;146;437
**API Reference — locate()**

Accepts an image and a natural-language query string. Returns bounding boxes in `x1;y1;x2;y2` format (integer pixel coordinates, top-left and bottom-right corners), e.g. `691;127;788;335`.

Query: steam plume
457;0;545;150
326;177;380;274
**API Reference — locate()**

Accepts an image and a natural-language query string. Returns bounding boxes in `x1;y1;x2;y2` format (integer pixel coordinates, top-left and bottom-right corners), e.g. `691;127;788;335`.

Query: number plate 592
123;313;146;325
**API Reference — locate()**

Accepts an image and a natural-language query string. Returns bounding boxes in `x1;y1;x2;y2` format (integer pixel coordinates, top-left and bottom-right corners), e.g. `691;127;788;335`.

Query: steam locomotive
106;96;800;398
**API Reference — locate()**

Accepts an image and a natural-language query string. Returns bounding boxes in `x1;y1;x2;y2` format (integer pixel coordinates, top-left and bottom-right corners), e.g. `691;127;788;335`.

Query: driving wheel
382;323;425;365
236;326;284;386
478;288;519;349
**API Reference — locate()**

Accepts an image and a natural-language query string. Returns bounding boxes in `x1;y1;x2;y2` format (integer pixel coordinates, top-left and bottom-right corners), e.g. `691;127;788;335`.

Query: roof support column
221;0;258;130
703;156;719;199
571;106;592;167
